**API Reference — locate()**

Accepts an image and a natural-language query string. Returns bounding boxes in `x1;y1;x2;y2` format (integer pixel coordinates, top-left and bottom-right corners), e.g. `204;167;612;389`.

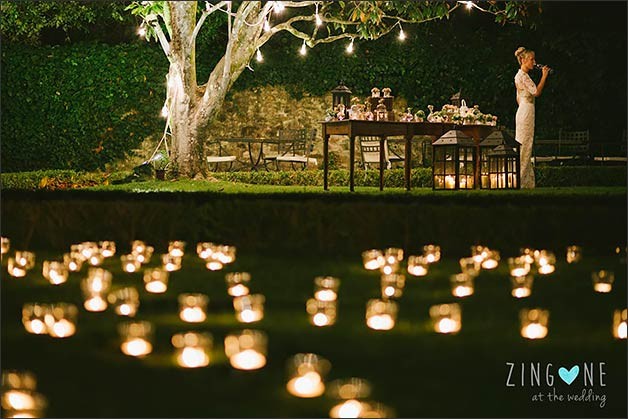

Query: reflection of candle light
177;347;209;368
229;349;266;370
287;372;325;398
121;338;152;357
180;307;206;323
512;287;531;298
314;289;337;302
84;296;107;312
593;283;612;293
228;284;249;297
366;314;394;330
452;286;474;297
521;323;548;339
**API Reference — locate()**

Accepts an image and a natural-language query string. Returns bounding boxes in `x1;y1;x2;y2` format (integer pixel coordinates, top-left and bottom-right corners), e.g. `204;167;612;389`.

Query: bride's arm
534;67;550;97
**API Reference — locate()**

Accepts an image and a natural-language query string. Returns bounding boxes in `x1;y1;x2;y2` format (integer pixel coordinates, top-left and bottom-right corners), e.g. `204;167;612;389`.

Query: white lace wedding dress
515;69;537;188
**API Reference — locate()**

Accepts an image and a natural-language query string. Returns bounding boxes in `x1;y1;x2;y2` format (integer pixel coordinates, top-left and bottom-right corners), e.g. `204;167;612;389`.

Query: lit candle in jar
445;175;455;189
42;261;69;285
481;250;500;270
471;245;489;264
63;252;83;272
132;244;154;265
99;241;116;258
22;304;50;335
1;370;43;414
168;240;186;258
144;268;169;293
214;245;236;264
225;272;251;297
233;294;265;323
407;255;429;276
422;245;441;264
172;332;211;368
81;269;112;312
511;275;534;298
450;273;474;297
612;309;627;339
430;303;462;334
224;330;267;370
306;299;337;327
366;299;397;331
592;270;614;293
121;254;141;273
108;287;140;317
327;377;372;418
1;236;10;255
362;249;385;270
161;254;182;272
314;276;340;302
330;399;367;418
520;308;549;339
205;254;224;271
519;248;537;265
119;321;153;357
380;274;405;299
286;353;330;398
196;242;215;260
459;257;480;278
534;250;555;275
384;247;403;265
44;303;78;338
178;293;208;323
379;261;398;276
566;245;582;263
508;256;530;277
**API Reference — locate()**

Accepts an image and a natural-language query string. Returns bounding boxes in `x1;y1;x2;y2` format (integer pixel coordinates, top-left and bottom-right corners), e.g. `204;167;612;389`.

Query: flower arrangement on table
426;103;498;125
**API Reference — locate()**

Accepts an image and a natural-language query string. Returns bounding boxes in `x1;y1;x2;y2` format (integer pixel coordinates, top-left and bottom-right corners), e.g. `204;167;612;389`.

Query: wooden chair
358;136;403;170
263;128;317;170
206;140;237;171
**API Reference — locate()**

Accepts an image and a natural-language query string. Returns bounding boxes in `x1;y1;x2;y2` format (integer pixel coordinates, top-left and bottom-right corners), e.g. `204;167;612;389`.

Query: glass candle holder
119;321;153;357
592;270;614;293
612;309;627;339
422;245;441;264
8;251;35;277
225;272;251;297
132;245;154;265
535;250;556;275
481;250;500;270
121;254;141;273
286;353;330;398
224;329;267;370
42;261;68;285
566;245;582;264
81;269;112;312
362;249;385;270
196;242;215;260
511;275;534;298
328;378;371;418
471;245;489;263
108;287;140;317
384;247;404;265
205;253;224;271
144;268;169;293
365;299;397;331
86;251;104;267
508;256;530;277
44;303;78;338
76;242;98;261
168;240;186;258
519;247;537;265
233;294;265;323
314;276;340;302
99;241;116;258
161;254;182;272
214;245;236;264
407;255;429;276
1;237;10;255
450;273;475;298
178;293;208;323
69;244;86;261
172;332;212;368
380;274;405;299
459;257;481;278
22;304;50;335
1;370;47;416
63;252;83;272
131;240;147;255
520;308;549;339
306;299;337;327
430;303;462;334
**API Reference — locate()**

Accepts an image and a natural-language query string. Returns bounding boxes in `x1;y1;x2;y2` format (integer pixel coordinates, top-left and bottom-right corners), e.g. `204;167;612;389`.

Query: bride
514;47;551;188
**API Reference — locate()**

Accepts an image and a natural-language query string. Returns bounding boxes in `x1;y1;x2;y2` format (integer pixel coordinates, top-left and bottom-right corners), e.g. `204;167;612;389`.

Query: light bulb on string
137;25;147;38
256;48;263;62
160;104;169;118
263;18;271;32
465;1;474;10
299;40;307;56
398;24;406;41
315;4;323;26
346;38;354;54
273;1;285;13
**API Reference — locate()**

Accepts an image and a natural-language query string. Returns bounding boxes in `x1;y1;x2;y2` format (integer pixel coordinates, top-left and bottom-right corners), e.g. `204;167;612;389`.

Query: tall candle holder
314;276;340;302
168;240;186;258
44;303;78;338
407;255;429;276
144;268;169;293
108;287;140;317
22;304;50;335
566;245;582;263
233;294;265;323
366;299;397;330
119;321;153;357
380;274;405;299
422;245;441;264
592;270;614;293
224;329;267;370
450;273;474;297
430;303;462;334
172;332;212;368
225;272;251;297
511;274;534;298
306;299;337;327
520;308;549;339
362;249;385;270
612;309;627;339
286;353;330;398
42;261;69;285
178;293;208;323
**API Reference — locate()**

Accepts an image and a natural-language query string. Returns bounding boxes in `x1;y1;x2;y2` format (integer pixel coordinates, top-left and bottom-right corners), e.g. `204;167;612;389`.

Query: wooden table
321;120;496;191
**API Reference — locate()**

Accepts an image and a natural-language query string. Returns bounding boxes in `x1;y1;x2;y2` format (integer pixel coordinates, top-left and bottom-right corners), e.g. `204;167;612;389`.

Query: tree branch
191;1;228;43
146;13;171;57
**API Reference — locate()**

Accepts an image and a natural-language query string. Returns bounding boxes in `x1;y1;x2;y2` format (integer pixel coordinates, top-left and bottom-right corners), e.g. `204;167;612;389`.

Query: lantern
432;130;476;190
450;90;461;107
487;145;520;189
479;130;521;189
331;82;351;119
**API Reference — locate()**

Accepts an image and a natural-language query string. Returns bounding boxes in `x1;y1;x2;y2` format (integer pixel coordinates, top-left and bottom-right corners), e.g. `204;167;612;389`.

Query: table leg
379;136;385;191
324;134;330;191
349;135;355;192
405;134;412;191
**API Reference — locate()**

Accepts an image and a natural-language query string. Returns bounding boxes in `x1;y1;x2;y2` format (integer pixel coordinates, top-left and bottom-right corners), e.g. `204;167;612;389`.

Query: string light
273;1;285;13
160;104;169;118
315;4;323;26
464;1;474;10
256;48;263;62
263;19;271;32
299;40;307;56
346;38;354;54
398;24;406;41
137;24;146;38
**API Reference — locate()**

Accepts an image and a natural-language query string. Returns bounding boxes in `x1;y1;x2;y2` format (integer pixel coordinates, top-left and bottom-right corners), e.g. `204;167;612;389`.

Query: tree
126;1;537;178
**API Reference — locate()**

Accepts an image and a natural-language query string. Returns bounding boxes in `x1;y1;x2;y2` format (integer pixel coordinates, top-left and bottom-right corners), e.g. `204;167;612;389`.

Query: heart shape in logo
558;365;580;385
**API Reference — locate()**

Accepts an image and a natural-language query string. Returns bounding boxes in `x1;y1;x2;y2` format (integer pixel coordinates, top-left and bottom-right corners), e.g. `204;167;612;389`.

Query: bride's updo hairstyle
515;47;534;65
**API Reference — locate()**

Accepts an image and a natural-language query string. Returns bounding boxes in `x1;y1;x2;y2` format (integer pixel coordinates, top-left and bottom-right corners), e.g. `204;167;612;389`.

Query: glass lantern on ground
432;130;476;190
479;130;521;189
331;82;351;119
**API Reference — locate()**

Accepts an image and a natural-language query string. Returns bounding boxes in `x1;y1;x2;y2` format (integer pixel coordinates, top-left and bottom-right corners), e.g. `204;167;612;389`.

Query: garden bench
533;129;590;164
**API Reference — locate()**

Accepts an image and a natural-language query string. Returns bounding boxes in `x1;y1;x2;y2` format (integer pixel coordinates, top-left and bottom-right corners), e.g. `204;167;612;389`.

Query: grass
2;251;626;417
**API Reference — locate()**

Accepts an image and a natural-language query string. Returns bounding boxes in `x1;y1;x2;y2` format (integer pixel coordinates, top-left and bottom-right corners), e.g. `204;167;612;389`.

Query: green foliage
0;170;123;190
1;43;168;172
535;166;628;187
